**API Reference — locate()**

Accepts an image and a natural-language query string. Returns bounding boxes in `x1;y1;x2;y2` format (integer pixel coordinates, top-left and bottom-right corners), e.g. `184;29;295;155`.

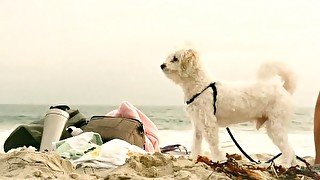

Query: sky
0;0;319;106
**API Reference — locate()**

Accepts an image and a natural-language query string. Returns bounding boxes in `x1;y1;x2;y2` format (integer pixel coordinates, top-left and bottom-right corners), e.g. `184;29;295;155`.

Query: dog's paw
205;150;225;162
212;153;226;162
279;155;297;168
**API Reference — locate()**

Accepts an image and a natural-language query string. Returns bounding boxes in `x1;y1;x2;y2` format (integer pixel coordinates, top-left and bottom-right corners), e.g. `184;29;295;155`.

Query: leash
227;127;306;164
226;127;260;164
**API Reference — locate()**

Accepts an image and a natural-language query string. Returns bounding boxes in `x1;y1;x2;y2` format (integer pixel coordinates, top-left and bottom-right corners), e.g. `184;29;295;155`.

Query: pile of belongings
4;101;160;169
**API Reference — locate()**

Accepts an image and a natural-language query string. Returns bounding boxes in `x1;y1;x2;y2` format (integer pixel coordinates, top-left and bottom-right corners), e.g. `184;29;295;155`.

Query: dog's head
160;49;201;84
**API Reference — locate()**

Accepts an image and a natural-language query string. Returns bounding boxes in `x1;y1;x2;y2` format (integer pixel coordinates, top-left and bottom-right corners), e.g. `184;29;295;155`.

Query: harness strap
186;83;217;115
211;83;217;115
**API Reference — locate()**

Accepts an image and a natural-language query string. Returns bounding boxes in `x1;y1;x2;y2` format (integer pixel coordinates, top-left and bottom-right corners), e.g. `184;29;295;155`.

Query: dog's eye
171;56;179;63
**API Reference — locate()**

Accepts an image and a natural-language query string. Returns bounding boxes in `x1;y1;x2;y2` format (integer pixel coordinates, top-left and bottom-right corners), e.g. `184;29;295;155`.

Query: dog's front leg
190;121;203;159
203;115;224;162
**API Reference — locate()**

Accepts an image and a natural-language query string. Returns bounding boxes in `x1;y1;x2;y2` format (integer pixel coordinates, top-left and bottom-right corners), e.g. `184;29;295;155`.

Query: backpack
83;116;145;149
4;108;87;152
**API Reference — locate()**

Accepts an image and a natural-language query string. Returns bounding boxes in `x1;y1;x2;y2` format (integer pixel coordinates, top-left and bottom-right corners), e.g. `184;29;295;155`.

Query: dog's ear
183;49;198;60
181;49;198;71
180;58;191;71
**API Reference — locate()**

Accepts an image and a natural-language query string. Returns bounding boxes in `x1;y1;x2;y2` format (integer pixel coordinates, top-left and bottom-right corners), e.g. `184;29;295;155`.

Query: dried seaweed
197;155;263;180
273;165;320;180
197;154;320;180
226;153;242;161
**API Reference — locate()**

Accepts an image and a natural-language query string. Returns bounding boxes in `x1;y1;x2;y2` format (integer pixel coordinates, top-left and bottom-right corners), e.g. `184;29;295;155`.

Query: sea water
0;104;315;157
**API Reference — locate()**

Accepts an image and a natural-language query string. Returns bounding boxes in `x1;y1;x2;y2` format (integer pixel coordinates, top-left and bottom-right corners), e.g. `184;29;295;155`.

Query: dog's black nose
160;64;166;70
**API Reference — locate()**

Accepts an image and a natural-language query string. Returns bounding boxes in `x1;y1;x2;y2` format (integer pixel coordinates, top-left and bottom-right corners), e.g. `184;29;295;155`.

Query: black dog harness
185;82;306;165
186;82;218;114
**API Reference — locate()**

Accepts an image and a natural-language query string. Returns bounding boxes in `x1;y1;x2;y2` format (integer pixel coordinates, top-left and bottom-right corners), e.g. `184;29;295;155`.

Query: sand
0;148;228;180
0;147;318;180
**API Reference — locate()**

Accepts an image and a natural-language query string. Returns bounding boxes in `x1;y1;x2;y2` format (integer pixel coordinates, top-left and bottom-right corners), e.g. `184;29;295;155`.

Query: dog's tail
257;61;297;94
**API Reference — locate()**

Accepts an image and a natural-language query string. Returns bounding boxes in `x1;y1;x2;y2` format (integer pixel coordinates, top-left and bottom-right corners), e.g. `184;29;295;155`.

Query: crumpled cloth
107;101;160;153
72;139;146;169
53;132;103;160
53;134;146;169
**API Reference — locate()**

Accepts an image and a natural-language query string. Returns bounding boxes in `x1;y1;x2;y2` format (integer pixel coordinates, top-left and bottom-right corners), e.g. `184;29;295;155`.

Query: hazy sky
0;0;319;106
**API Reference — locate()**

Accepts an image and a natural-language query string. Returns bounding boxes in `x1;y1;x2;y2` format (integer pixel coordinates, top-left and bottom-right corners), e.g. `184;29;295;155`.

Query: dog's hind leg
265;116;296;166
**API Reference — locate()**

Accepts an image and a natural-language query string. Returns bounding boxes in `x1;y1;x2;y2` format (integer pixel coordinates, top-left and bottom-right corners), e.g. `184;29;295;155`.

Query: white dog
160;49;297;166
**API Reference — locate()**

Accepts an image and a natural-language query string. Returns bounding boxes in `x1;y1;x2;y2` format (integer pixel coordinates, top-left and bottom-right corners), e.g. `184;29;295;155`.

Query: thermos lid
50;105;70;111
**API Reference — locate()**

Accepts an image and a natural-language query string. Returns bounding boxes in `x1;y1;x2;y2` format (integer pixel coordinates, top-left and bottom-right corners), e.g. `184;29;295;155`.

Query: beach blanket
106;101;160;153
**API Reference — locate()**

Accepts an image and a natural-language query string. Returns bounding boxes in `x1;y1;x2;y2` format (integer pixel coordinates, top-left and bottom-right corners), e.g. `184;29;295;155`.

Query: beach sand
0;147;317;180
0;148;229;180
0;128;317;179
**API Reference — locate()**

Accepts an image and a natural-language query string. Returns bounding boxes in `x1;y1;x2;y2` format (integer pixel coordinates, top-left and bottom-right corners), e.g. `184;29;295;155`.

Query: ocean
0;104;316;157
0;104;191;131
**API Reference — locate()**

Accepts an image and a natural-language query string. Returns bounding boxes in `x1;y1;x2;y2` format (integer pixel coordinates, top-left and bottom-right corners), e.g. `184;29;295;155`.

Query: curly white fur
161;49;297;166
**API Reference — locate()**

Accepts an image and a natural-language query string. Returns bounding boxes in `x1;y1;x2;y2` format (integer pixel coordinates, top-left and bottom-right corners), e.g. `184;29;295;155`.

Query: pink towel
106;101;160;153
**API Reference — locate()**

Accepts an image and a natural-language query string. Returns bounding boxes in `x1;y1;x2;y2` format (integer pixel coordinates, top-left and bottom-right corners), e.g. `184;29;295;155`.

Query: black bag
83;116;145;149
4;106;88;152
